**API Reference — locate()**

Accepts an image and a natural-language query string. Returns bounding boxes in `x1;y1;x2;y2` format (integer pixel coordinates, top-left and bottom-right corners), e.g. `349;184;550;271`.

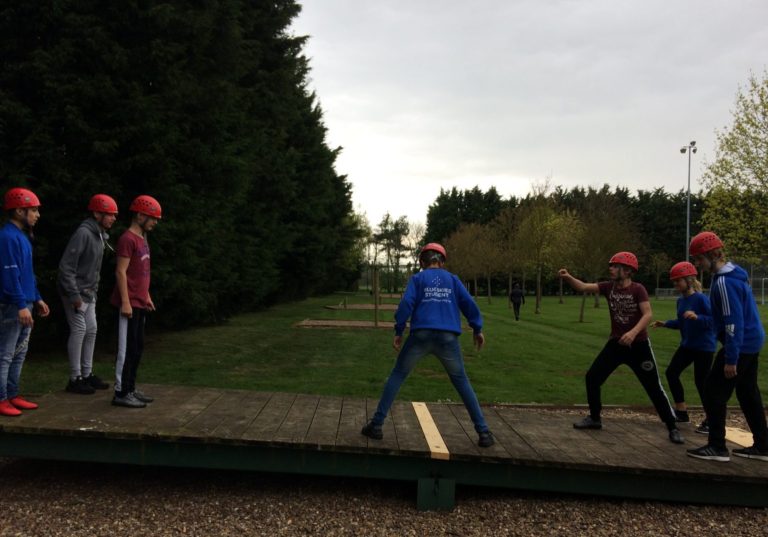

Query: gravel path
2;408;767;536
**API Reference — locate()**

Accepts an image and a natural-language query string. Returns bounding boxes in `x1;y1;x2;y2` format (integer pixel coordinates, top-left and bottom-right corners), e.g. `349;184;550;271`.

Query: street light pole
680;141;697;259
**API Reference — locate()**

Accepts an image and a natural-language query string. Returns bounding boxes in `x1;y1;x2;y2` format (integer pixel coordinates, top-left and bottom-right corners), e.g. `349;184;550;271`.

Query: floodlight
690;141;696;147
680;147;687;153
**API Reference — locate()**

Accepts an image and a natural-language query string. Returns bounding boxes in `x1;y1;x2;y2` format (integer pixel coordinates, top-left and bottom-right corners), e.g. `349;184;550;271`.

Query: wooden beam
412;402;450;460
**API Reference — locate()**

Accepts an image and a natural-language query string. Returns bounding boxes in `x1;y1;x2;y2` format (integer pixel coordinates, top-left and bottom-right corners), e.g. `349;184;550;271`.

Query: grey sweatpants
61;297;97;379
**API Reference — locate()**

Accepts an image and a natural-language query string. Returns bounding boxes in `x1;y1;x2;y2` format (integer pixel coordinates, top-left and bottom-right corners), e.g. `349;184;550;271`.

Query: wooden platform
1;385;767;510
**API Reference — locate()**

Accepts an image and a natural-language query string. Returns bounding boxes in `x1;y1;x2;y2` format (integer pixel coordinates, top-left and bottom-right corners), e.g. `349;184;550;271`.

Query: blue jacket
394;268;482;336
710;262;765;364
0;222;41;310
663;292;716;352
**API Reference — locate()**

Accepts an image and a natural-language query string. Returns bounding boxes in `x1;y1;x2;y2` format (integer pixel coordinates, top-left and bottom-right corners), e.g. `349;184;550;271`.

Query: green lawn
21;293;768;406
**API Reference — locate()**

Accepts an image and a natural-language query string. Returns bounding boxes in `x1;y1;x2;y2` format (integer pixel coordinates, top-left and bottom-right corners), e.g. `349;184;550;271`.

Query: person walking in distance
651;261;715;435
509;282;525;321
111;195;161;408
361;243;495;448
559;252;684;444
58;194;119;395
0;188;50;417
686;232;768;462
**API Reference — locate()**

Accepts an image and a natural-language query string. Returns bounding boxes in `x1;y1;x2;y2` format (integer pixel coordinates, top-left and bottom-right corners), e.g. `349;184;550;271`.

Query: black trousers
586;339;676;428
704;348;768;450
665;346;713;405
512;302;521;320
115;308;146;397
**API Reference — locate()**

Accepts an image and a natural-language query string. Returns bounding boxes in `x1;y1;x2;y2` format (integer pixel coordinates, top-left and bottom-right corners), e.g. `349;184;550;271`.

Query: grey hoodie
57;218;109;304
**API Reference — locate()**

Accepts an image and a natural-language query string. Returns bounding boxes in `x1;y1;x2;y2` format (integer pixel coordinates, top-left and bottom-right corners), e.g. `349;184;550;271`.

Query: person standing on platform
559;252;684;444
0;188;50;417
361;242;495;448
509;282;525;321
111;195;161;409
58;194;118;395
686;232;768;462
651;261;715;435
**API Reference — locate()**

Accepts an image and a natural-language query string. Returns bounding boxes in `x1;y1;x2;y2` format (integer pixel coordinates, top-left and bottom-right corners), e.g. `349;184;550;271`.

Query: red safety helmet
88;194;118;214
3;187;40;210
609;251;638;271
420;242;447;260
129;195;162;219
669;261;697;281
689;231;723;257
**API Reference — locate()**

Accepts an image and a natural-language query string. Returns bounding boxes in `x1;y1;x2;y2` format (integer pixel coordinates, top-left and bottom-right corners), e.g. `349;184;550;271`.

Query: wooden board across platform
1;384;768;510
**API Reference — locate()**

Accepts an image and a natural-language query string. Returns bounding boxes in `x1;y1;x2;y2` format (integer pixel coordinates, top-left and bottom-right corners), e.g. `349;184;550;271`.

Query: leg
0;303;25;401
433;331;489;433
114;313;128;395
80;301;98;378
584;341;622;420
370;330;428;426
734;353;768;450
665;347;694;407
61;297;87;379
691;350;714;409
123;309;146;395
704;349;736;450
513;303;520;321
5;316;32;400
627;340;676;427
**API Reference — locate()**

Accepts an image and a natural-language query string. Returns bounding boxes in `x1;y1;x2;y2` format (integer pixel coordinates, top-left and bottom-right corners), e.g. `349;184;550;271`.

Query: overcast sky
290;1;768;228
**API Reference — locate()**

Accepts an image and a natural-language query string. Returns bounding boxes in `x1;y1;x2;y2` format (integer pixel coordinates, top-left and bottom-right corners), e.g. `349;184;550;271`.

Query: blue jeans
372;329;489;433
0;303;32;401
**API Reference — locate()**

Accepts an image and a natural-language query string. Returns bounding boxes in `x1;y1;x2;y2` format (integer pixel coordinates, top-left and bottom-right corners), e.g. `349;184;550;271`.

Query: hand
558;268;570;279
18;307;33;327
72;299;83;311
147;297;156;312
474;332;485;350
682;310;698;320
392;335;402;351
618;331;636;346
35;300;50;318
651;320;665;328
724;364;737;379
121;302;133;318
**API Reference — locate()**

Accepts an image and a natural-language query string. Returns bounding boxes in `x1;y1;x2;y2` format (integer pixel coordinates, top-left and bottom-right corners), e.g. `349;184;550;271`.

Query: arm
717;278;744;369
115;256;133;318
618;300;653;346
57;229;87;307
455;276;483;335
558;268;599;294
393;277;418;337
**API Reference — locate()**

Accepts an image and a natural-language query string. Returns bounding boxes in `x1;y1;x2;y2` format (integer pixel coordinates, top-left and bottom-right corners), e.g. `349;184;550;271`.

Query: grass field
21;293;768;406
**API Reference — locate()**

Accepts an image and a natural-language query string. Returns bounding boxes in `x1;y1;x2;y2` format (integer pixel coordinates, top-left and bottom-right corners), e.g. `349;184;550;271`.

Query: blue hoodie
0;221;41;310
394;268;482;336
710;262;765;364
663;292;716;352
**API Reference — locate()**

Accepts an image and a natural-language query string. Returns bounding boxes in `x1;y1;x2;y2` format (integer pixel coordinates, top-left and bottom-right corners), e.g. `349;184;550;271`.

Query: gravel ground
1;408;766;537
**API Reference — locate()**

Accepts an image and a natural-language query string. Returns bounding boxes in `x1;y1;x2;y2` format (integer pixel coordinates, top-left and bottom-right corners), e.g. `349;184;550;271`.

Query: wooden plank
425;403;480;458
446;404;510;460
726;426;753;448
412;402;450;460
495;407;578;464
240;392;297;442
334;397;368;449
214;391;272;440
180;390;258;438
390;401;430;455
304;396;343;447
481;408;542;462
367;398;399;452
273;394;320;444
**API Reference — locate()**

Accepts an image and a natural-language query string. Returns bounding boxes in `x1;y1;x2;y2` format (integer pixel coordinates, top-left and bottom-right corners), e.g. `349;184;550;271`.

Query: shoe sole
573;425;602;430
111;401;146;408
686;452;729;462
66;388;95;395
733;452;768;462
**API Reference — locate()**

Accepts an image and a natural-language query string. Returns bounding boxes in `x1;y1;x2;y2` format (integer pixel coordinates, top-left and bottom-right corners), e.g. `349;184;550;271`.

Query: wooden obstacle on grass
2;384;768;510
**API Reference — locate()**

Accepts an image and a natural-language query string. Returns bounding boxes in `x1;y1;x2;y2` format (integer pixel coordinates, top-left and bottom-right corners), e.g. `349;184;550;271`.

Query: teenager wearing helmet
0;188;50;417
559;252;683;444
361;242;495;447
57;194;119;395
651;261;715;434
110;195;161;408
686;232;768;462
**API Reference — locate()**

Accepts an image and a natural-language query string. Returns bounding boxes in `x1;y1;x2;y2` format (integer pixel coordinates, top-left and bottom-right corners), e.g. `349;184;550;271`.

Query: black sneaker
65;377;95;395
669;428;684;444
361;421;383;440
695;420;709;435
732;445;768;462
573;416;602;430
112;393;146;408
85;373;109;390
132;390;154;403
478;431;495;448
674;410;690;423
686;444;730;462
